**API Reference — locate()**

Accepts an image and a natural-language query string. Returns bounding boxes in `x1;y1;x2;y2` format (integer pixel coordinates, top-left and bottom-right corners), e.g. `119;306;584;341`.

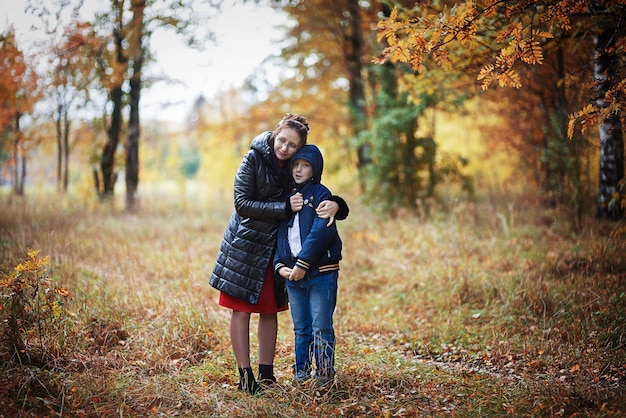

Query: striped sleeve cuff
294;259;311;271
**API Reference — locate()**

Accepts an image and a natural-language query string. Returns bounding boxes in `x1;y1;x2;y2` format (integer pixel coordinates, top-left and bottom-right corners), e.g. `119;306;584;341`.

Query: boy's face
292;159;313;184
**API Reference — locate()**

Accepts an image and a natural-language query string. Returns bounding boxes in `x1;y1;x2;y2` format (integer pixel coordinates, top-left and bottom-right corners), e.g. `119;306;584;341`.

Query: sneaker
293;369;312;384
315;371;335;388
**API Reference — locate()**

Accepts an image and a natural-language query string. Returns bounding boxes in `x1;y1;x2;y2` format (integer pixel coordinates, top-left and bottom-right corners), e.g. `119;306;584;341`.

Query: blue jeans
286;271;338;383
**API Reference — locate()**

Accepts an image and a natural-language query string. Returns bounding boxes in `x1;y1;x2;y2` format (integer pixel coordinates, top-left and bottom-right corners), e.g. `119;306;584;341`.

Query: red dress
218;262;288;313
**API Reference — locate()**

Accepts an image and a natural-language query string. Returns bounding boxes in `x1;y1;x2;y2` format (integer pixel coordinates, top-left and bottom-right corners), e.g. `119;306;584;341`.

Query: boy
274;144;343;387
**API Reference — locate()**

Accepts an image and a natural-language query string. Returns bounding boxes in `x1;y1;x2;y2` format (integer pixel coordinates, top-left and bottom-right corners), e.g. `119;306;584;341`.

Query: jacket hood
291;144;324;184
250;131;273;160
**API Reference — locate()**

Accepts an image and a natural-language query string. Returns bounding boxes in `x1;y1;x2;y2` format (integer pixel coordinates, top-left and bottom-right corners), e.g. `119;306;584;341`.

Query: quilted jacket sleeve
233;150;289;222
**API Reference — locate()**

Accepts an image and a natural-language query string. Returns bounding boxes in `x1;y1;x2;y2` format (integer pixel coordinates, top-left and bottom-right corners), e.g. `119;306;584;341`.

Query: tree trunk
18;154;26;195
63;112;70;192
12;112;24;195
100;3;127;200
125;0;145;211
56;104;63;191
554;44;585;230
345;0;369;190
93;167;101;194
101;87;123;199
56;105;71;193
594;18;625;220
12;125;18;193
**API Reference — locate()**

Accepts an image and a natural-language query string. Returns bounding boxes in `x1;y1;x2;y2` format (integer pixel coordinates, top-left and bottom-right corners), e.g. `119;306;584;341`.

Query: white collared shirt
288;213;302;258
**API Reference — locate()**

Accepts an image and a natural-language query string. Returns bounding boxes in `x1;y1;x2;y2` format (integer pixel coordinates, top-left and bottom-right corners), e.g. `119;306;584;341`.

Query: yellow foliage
577;103;597;117
457;25;476;48
497;23;521;43
375;4;562;91
433;49;451;68
14;249;48;274
478;64;495;90
568;103;597;138
500;69;522;88
533;29;554;39
567;115;576;140
501;42;517;58
374;3;624;143
518;40;544;65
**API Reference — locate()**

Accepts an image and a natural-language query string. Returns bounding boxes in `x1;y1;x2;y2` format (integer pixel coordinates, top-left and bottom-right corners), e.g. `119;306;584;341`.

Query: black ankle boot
258;364;277;385
237;367;261;395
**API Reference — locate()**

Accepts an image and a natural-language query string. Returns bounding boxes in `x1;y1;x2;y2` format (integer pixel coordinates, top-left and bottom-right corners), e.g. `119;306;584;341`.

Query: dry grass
0;188;624;417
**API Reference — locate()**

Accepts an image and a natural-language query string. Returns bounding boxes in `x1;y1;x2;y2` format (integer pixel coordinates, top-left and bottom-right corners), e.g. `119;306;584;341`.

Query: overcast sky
0;0;287;124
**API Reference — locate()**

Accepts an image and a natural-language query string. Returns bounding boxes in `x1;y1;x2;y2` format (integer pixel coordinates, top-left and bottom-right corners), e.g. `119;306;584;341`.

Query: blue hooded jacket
274;144;343;278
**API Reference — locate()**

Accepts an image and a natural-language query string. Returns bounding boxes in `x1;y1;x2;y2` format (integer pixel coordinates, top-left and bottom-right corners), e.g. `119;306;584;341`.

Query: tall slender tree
591;0;625;219
93;0;220;209
99;0;126;200
49;21;100;193
270;0;381;173
264;1;404;184
0;30;39;195
125;0;145;211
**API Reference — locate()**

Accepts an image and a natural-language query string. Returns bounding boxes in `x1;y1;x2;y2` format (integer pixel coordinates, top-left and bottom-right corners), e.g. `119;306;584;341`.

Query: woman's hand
289;265;307;281
290;192;304;212
316;200;339;226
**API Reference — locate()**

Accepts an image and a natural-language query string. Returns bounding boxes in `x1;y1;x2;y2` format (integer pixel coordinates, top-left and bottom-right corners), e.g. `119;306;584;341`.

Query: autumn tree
357;3;433;211
267;0;382;181
265;1;474;212
461;31;596;229
47;21;101;193
0;30;39;195
23;0;121;198
260;2;370;179
89;0;221;210
376;0;625;220
94;0;128;203
589;0;625;219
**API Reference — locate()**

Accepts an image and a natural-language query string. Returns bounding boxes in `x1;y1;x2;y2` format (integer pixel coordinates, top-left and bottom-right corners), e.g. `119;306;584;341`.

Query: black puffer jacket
210;132;292;306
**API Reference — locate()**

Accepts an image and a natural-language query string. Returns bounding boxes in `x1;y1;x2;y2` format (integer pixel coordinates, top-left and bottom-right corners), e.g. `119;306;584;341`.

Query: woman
209;113;348;394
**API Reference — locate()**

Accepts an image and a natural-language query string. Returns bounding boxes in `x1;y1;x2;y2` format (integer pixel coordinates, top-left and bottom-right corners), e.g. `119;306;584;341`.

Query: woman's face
273;127;303;161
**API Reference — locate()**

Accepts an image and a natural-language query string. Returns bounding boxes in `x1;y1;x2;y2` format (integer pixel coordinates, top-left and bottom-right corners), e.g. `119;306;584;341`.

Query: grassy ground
0;190;624;417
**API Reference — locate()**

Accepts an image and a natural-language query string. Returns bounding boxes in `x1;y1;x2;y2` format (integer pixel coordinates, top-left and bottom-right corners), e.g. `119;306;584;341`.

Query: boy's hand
289;266;306;281
290;192;304;212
